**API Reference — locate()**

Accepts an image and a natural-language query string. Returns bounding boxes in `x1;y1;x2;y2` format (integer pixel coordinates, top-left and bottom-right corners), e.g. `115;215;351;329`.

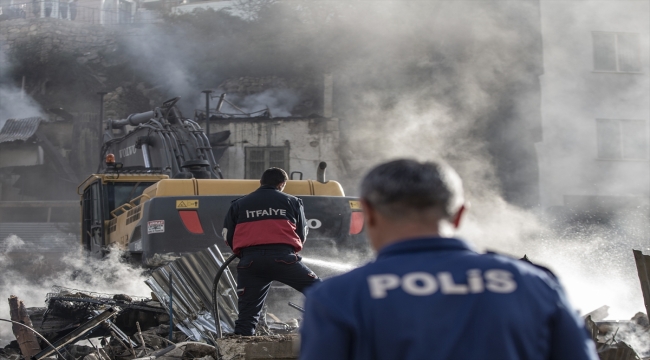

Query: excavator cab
79;175;164;257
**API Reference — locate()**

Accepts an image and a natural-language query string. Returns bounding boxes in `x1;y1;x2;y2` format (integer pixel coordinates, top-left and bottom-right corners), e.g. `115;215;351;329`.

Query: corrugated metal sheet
598;342;640;360
0;117;43;143
0;223;78;253
145;245;238;343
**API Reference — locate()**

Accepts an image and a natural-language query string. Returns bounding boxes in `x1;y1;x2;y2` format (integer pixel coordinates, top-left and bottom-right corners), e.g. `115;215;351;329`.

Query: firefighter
300;159;598;360
222;167;320;336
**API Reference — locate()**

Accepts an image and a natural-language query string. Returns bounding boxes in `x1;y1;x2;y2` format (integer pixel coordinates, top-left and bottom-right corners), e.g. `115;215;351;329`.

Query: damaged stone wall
0;18;114;55
0;17;154;116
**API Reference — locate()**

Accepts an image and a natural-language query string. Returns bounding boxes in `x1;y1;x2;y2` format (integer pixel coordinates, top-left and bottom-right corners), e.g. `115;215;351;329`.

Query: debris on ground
8;295;39;358
585;313;647;360
145;245;238;342
1;288;299;360
215;334;298;360
0;245;300;359
7;246;650;359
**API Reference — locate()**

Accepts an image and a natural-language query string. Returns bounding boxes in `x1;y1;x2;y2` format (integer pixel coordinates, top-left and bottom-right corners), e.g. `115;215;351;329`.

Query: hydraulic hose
212;254;237;339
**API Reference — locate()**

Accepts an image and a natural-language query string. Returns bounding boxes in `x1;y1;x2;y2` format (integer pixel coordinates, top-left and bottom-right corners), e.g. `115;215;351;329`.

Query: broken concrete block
216;334;298;360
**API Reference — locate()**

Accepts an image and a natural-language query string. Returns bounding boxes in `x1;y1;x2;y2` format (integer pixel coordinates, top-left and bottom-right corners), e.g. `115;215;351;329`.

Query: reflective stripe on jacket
222;185;307;255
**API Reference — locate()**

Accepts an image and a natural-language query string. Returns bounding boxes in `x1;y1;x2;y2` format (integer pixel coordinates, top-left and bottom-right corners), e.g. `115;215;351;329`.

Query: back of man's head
261;167;289;187
360;159;464;221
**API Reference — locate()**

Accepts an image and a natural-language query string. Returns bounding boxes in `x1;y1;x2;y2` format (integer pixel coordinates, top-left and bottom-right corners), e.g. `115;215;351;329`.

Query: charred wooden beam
8;295;41;358
34;307;122;360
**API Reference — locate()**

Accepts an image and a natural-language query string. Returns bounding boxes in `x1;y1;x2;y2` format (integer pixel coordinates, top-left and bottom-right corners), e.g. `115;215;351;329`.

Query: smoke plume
105;0;649;322
1;0;647;353
0;49;44;126
0;234;149;345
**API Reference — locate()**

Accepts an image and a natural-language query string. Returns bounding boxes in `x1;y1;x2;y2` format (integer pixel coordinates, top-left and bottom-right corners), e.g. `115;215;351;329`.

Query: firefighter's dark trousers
235;244;320;336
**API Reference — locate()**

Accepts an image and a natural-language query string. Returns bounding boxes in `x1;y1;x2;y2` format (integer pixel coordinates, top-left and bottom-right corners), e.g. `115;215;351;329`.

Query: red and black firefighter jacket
222;185;308;255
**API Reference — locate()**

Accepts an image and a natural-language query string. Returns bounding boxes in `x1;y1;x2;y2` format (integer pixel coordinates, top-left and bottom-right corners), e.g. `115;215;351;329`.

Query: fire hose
211;253;238;339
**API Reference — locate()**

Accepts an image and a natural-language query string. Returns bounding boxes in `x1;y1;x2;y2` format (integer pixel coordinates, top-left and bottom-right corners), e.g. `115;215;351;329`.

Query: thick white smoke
340;94;645;322
0;0;646;353
319;0;649;324
0;49;45;126
242;88;300;117
0;234;150;345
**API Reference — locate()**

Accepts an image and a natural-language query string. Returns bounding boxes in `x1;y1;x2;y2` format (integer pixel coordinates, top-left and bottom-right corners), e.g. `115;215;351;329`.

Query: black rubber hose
212;254;237;339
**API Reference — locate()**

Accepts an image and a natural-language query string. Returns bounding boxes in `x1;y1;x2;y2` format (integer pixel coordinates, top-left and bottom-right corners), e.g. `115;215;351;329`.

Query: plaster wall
0;143;43;166
212;118;346;186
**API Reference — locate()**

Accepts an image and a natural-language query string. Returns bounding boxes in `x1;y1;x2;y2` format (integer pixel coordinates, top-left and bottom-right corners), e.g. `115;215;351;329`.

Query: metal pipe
223;98;248;115
187;119;220;178
141;143;152;168
198;131;220;178
149;119;182;174
97;91;107;164
161;130;184;173
183;127;205;159
216;93;226;113
202;90;213;142
137;124;174;173
317;161;327;183
288;302;305;313
163;122;185;160
169;271;174;341
179;121;204;159
111;111;155;129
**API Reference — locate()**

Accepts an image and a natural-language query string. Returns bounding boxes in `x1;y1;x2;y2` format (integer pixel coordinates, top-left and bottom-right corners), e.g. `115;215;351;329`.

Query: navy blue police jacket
300;237;598;360
222;185;308;255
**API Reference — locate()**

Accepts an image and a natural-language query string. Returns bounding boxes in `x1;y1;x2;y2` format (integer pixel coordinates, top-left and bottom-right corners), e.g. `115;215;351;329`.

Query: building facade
211;116;346;185
536;1;650;212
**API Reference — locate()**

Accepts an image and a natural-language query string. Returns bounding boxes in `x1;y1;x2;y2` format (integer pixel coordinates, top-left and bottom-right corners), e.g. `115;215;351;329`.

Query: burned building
212;116;345;183
0;115;99;273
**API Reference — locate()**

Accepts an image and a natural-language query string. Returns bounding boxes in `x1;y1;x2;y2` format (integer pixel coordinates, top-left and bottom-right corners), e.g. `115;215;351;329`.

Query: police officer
300;159;598;360
223;167;320;336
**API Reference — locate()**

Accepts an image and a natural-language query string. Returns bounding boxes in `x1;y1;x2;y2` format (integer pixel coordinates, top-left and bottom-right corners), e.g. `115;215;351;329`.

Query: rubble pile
0;245;301;360
0;287;299;360
585;312;650;360
5;245;650;359
2;287;192;360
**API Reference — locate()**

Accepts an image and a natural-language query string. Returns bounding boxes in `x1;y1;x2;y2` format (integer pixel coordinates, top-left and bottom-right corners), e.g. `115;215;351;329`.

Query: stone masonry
0;17;122;59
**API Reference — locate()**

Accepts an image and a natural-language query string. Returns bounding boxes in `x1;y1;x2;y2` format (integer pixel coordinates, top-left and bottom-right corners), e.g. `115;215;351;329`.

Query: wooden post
8;295;41;358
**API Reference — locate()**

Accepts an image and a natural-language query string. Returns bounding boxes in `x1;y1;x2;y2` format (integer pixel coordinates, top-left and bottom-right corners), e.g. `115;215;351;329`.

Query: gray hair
360;159;464;220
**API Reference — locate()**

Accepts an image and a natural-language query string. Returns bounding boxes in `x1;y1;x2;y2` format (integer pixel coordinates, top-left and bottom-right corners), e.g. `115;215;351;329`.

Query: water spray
301;257;357;272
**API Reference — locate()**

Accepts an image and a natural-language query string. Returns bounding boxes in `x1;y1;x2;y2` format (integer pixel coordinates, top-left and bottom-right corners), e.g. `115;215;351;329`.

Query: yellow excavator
77;97;365;267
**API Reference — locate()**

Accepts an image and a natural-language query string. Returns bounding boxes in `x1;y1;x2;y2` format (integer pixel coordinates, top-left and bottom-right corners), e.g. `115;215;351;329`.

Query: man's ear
452;204;466;229
361;199;376;227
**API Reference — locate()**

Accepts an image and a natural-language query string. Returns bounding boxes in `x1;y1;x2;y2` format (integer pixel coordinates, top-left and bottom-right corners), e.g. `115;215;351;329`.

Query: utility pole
202;90;213;143
97;91;107;164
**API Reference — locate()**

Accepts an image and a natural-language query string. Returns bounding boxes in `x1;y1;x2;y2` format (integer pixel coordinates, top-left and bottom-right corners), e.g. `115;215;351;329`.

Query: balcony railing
0;0;162;25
